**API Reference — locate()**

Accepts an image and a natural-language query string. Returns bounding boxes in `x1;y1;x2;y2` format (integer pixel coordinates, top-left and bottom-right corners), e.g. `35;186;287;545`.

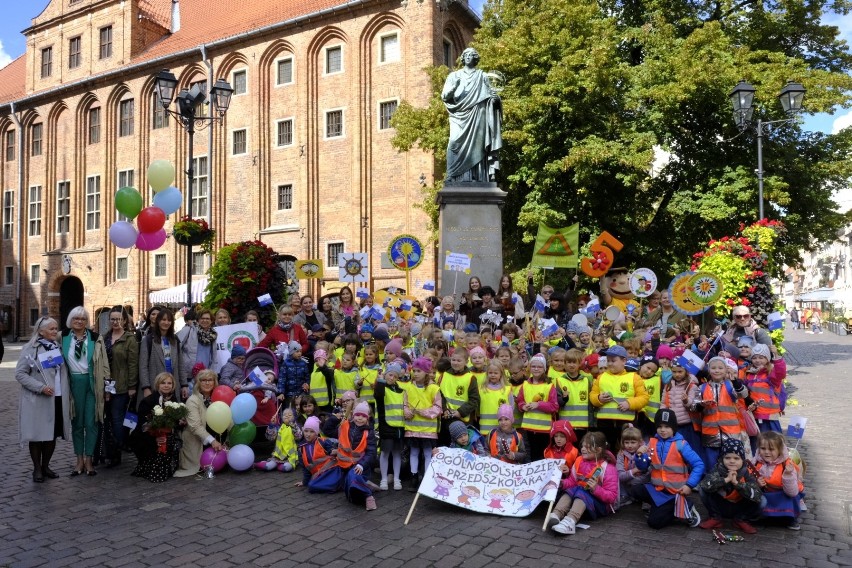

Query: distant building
780;224;852;312
0;0;476;336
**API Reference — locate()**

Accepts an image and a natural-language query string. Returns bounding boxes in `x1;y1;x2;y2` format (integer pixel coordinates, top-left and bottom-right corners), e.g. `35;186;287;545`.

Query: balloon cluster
201;385;259;472
109;160;182;251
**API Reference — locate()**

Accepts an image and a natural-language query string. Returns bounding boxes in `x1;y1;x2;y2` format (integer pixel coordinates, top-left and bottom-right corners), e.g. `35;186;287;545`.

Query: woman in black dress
131;372;182;482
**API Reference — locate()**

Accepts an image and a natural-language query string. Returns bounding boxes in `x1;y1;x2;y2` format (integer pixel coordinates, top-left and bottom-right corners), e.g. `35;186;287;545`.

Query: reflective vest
520;381;554;432
544;445;578;468
440;372;473;422
547;367;565;383
359;365;381;405
382;386;405;428
554;374;591;428
642;373;661;421
596;372;636;421
337;420;368;469
649;437;689;494
404;383;440;433
309;365;331;406
746;371;781;419
479;384;513;431
334;368;359;394
300;440;336;477
699;381;741;437
488;429;519;462
571;458;608;491
272;424;299;466
472;370;487;389
762;459;804;494
510;383;524;428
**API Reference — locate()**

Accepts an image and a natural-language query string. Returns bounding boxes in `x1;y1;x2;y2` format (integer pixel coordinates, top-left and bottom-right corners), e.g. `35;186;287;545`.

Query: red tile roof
0;56;27;105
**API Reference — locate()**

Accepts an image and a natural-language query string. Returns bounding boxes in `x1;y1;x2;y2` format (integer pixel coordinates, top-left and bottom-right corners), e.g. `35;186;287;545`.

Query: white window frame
191;251;207;276
153;253;168;277
116;257;129;280
232;129;248;156
377;98;400;131
117;169;134;222
30;264;40;284
324;108;345;140
85;175;100;231
327;241;345;269
56;180;70;234
28;185;42;237
192;156;209;217
378;32;400;64
324;45;343;76
275;56;294;86
3;189;14;239
275;118;295;148
232;68;248;96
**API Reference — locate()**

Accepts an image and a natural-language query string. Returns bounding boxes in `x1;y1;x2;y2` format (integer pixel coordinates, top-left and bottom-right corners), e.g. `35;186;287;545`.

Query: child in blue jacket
278;340;309;408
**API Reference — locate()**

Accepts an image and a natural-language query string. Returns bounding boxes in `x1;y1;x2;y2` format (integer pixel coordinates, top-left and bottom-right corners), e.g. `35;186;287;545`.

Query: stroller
239;346;280;396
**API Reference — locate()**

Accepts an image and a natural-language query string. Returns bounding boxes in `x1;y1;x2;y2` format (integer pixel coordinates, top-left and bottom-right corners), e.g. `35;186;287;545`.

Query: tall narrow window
41;47;53;78
116;257;128;280
68;36;81;69
28;185;42;237
378;101;398;130
380;34;400;63
443;39;454;67
232;129;247;155
5;130;14;161
276;119;293;147
325;110;343;138
4;266;12;286
190;80;207;116
56;181;70;234
276;58;293;85
326;46;342;74
232;70;247;95
3;190;14;239
88;108;101;144
30;123;43;156
277;184;293;210
99;26;112;59
117;170;134;221
119;99;134;137
327;242;344;268
152;93;169;129
192;252;206;275
154;253;167;277
192;156;208;217
86;176;100;230
30;265;40;284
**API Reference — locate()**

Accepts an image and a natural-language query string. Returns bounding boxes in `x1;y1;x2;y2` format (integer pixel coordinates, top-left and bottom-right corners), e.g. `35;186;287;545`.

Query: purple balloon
136;228;167;251
200;447;228;472
226;444;255;472
109;221;138;249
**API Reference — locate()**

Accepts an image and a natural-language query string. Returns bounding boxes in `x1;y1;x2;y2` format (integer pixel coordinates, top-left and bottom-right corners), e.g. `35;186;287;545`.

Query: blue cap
231;345;247;358
463;323;479;333
361;323;375;334
606;345;628;359
625;357;640;371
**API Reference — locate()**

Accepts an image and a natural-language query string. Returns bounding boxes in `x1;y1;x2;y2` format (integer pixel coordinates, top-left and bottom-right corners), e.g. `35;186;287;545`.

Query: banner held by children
531;222;579;269
405;448;562;524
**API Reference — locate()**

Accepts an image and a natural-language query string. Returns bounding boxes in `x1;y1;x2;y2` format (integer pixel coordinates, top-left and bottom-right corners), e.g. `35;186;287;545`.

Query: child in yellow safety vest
516;353;559;461
479;361;514;432
374;362;406;491
404;357;442;491
438;347;480;445
357;344;382;408
590;345;649;453
636;355;661;439
553;348;593;442
469;346;489;388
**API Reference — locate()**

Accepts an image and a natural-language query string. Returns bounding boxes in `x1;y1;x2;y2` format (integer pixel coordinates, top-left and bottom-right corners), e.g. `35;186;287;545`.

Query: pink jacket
751;445;801;497
662;376;699;425
561;453;619;505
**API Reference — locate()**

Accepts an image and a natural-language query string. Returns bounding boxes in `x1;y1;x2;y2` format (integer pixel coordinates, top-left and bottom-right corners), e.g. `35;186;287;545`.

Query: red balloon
211;385;236;405
136;206;166;233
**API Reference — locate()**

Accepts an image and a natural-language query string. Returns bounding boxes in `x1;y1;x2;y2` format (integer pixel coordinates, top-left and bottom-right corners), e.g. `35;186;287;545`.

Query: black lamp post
729;80;806;220
154;69;233;307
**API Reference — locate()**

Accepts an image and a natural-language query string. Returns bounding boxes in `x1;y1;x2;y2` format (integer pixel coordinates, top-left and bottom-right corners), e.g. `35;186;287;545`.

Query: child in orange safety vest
751;431;804;530
543;420;579;473
295;416;340;493
698;438;763;534
487;404;529;464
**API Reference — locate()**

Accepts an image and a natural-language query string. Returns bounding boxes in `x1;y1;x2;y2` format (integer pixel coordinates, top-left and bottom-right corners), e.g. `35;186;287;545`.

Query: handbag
739;405;759;437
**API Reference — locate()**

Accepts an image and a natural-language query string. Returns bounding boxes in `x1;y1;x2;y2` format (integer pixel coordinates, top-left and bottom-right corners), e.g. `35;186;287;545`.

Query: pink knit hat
384;339;403;357
469;346;487;358
411;357;433;373
313;349;328;362
353;401;371;418
656;344;674;361
303;416;321;432
497;403;514;421
341;390;358;401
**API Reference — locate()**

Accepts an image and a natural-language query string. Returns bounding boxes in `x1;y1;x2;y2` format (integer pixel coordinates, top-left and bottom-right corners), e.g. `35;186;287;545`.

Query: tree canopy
392;0;852;280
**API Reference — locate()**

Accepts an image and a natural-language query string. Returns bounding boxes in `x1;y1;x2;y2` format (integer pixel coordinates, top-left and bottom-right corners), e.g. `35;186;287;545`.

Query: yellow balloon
206;401;232;434
148;159;176;192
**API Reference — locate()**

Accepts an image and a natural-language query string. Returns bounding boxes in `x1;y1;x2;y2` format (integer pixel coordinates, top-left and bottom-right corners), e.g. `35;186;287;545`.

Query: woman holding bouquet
131;372;185;482
174;369;224;477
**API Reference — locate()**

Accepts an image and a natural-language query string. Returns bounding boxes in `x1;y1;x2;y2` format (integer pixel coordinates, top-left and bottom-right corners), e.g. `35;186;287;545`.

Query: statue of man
441;47;503;183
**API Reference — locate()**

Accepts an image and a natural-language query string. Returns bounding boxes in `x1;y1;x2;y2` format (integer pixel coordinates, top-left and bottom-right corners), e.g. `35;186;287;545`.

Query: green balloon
228;421;256;446
114;187;143;219
148;159;175;192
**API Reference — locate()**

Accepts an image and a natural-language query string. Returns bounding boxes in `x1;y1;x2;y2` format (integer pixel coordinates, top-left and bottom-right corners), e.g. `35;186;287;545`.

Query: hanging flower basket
172;217;216;254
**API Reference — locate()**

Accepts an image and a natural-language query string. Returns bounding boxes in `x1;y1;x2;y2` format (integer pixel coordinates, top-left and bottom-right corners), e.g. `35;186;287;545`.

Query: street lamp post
729;80;806;220
154;70;233;307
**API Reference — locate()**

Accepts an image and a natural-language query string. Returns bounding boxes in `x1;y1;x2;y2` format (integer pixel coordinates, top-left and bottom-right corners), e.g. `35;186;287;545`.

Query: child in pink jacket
548;431;619;535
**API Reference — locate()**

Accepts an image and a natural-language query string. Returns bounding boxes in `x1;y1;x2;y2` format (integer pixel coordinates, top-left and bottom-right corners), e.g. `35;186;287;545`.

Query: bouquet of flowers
149;400;188;430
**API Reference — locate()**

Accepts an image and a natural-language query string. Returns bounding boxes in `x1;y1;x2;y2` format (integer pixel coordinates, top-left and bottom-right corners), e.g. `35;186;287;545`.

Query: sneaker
733;519;757;534
393;479;402;491
787;521;801;531
366;480;382;492
688;506;702;528
365;496;377;511
552;517;576;535
379;480;388;491
546;513;561;529
699;518;723;530
799;499;807;511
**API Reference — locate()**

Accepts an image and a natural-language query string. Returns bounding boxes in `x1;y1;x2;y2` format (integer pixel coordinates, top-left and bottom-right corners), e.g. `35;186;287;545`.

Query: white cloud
832;111;852;134
0;40;11;70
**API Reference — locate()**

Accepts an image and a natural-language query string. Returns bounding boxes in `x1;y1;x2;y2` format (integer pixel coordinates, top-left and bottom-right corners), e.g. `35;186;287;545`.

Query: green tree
392;0;852;277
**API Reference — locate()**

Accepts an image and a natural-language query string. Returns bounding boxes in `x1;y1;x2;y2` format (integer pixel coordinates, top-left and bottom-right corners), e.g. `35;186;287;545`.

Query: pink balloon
136;228;167;251
200;447;228;472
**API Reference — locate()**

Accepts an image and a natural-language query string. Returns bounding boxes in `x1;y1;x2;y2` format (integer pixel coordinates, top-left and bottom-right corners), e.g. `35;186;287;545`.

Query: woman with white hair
60;306;109;476
15;316;72;482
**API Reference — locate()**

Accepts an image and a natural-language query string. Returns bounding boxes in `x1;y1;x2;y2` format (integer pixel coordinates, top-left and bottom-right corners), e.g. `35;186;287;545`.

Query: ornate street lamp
154;69;232;307
729;79;805;220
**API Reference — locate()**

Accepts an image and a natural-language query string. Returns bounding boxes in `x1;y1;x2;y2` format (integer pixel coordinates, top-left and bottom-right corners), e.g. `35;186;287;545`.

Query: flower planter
173;231;211;246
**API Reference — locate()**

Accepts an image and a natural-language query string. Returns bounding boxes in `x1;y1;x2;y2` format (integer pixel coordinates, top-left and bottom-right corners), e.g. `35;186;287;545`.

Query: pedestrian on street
15;317;72;482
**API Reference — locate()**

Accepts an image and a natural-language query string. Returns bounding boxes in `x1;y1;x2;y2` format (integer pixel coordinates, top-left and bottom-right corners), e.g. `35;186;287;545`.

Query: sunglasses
734;314;750;319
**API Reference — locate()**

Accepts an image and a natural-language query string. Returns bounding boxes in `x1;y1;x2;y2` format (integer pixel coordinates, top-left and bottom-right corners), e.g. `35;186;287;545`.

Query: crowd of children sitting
241;286;802;536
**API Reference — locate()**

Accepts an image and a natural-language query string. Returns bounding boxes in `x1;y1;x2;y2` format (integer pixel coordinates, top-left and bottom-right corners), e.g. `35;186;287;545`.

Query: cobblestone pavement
1;329;851;568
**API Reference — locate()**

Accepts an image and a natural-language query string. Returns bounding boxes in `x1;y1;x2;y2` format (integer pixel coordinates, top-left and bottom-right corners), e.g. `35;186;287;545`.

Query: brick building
0;0;476;337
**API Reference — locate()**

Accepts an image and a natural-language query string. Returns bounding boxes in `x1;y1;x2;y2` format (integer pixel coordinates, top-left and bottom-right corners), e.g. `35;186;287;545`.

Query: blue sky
0;0;848;134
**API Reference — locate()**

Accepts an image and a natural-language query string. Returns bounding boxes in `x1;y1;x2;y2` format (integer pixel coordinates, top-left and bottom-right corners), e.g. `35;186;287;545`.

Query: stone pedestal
437;182;507;296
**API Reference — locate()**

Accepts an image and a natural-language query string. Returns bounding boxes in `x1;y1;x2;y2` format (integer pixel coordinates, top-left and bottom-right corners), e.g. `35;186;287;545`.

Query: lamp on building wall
729;80;805;220
154;69;233;307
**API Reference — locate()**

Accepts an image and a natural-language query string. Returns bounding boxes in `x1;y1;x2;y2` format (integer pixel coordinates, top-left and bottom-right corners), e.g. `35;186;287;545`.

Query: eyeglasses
542;290;553;295
734;314;750;319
